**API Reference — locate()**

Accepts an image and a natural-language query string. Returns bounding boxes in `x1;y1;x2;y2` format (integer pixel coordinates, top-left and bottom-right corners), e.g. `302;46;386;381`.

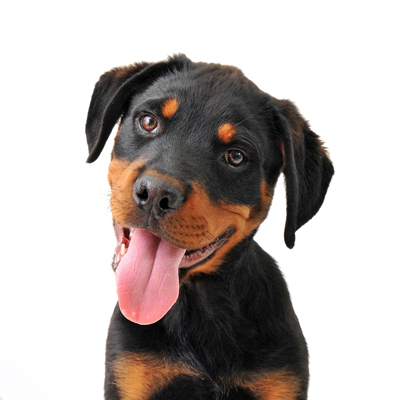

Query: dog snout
133;175;184;219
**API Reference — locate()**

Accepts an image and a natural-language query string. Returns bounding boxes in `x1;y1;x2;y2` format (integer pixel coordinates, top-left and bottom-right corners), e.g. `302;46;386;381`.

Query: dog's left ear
272;99;334;249
85;55;189;163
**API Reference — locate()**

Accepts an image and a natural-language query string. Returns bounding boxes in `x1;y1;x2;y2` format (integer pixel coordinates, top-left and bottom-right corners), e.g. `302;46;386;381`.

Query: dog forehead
143;63;261;115
158;62;248;89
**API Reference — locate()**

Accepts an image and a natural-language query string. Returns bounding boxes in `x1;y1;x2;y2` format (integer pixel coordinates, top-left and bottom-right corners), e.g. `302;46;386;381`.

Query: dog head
85;55;333;324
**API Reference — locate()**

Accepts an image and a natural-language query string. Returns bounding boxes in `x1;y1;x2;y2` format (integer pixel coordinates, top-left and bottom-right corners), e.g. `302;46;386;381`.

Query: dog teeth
121;243;126;256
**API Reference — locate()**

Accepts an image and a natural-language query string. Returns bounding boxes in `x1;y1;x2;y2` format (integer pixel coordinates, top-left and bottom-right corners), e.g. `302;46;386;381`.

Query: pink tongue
116;229;186;325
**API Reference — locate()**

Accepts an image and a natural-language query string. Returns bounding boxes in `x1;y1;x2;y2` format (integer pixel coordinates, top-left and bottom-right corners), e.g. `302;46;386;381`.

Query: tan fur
218;123;237;143
162;98;179;119
113;353;200;400
114;352;301;400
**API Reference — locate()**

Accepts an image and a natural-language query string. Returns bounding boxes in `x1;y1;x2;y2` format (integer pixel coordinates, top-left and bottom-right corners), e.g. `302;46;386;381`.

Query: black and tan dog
85;55;333;399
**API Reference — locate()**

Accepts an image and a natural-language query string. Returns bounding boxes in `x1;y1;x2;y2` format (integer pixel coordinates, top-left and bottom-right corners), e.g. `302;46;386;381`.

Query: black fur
86;55;333;399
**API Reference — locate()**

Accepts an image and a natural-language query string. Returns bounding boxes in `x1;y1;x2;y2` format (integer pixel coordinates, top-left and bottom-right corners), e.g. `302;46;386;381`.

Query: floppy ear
272;99;334;248
85;55;189;163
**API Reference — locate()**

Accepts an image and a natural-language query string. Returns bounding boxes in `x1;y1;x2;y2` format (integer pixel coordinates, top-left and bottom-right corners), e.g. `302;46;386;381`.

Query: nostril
159;196;170;211
136;187;149;202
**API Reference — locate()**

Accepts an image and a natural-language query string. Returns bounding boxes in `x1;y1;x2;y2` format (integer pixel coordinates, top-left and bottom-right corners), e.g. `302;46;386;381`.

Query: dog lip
178;228;234;269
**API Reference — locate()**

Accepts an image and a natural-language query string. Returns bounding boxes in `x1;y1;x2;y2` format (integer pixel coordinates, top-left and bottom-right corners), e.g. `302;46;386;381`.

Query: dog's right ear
271;98;334;249
85;55;189;163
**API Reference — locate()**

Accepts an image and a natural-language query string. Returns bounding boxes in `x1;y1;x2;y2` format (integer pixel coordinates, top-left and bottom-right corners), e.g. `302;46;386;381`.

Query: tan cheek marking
218;123;237;143
113;352;200;400
189;184;271;278
170;181;273;280
108;158;131;187
108;158;146;226
162;98;179;119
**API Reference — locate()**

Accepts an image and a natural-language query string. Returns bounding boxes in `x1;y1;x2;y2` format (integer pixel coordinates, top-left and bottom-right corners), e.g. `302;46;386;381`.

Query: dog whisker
234;111;262;127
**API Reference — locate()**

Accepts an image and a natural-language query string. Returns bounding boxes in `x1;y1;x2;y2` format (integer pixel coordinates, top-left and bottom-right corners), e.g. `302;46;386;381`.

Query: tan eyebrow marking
162;98;179;119
218;123;237;143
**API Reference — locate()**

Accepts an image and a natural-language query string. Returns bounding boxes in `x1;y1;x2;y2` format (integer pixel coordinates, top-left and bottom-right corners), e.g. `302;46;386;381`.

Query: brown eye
140;114;158;132
224;149;247;167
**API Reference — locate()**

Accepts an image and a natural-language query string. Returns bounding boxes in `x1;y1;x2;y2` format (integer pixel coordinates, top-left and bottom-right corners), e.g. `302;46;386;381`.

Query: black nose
133;175;184;219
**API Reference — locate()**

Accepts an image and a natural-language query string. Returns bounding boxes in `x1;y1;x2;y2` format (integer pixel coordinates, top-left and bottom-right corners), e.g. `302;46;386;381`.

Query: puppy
85;54;333;399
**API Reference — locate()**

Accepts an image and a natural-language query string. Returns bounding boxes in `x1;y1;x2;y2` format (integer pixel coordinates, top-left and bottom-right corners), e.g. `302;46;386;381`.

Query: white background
1;1;399;399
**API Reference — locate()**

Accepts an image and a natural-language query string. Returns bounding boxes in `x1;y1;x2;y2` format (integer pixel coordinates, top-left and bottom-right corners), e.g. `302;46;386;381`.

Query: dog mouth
112;223;233;272
112;223;233;325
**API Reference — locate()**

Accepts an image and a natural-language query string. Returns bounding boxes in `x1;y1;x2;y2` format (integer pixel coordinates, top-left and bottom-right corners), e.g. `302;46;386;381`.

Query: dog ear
85;55;189;163
272;99;334;249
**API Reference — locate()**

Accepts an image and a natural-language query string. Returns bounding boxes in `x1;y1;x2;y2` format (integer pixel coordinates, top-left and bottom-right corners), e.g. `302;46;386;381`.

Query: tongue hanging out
114;224;234;325
116;229;186;325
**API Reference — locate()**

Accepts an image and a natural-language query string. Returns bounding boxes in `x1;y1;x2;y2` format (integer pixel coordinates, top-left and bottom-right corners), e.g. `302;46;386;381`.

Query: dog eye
224;149;247;167
140;114;158;132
